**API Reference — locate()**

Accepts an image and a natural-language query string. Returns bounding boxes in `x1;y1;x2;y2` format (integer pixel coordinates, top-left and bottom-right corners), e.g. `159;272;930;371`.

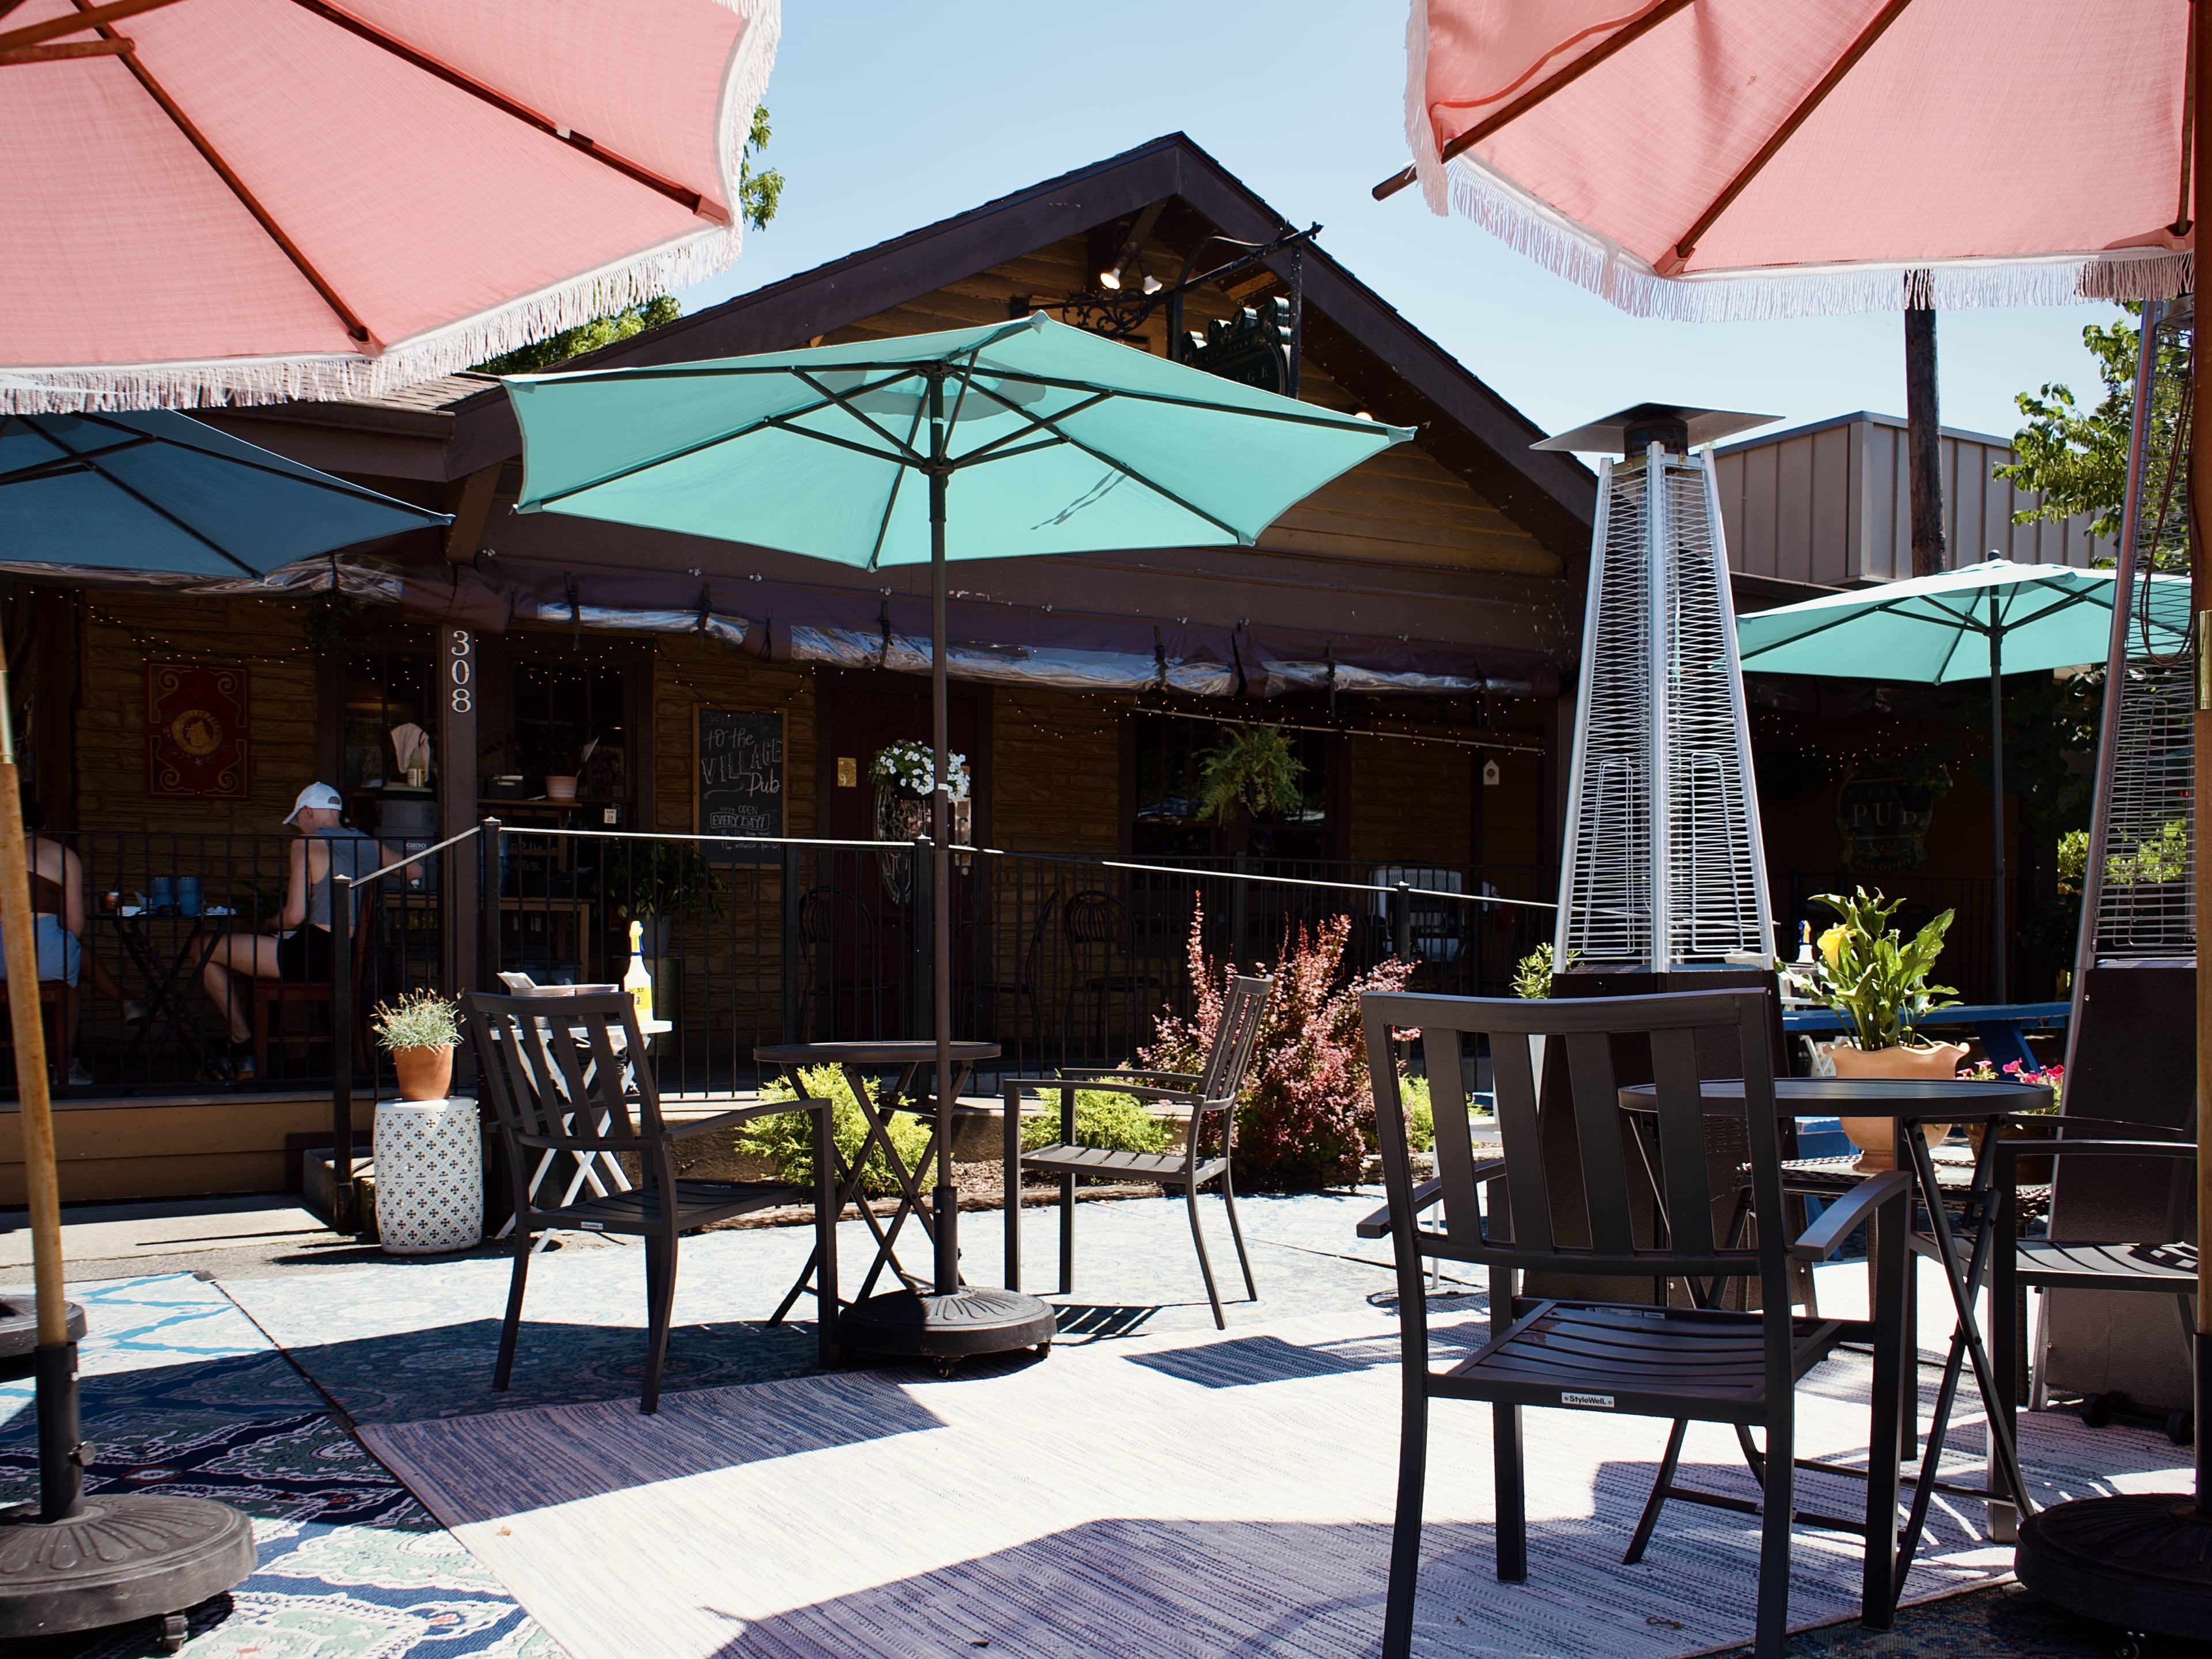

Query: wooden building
3;135;1597;1199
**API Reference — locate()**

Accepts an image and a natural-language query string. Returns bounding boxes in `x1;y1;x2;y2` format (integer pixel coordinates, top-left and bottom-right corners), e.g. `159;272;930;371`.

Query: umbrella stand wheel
2015;1494;2212;1643
841;1286;1058;1364
0;1491;255;1645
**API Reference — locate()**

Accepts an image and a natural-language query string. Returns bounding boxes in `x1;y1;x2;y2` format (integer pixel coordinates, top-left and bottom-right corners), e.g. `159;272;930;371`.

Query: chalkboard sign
694;707;785;859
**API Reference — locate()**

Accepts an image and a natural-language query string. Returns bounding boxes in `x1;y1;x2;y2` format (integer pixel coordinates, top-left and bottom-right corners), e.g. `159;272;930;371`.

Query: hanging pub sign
694;706;784;862
1835;767;1942;872
1175;296;1293;396
145;662;250;798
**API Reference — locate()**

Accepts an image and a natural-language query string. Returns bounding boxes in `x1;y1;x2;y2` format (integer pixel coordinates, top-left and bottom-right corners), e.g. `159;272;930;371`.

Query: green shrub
1016;1087;1171;1156
1397;1073;1434;1152
738;1064;931;1198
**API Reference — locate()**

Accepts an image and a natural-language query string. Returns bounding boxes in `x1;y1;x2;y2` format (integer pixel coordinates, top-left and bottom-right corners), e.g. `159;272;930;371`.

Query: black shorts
275;927;335;983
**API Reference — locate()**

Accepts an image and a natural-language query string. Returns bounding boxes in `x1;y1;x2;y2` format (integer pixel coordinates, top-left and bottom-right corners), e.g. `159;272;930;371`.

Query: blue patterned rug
0;1275;562;1658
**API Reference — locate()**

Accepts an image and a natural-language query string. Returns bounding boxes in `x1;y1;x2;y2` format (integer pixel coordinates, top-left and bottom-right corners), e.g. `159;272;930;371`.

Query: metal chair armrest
1355;1160;1506;1239
1791;1168;1912;1261
665;1099;827;1141
1047;1068;1199;1087
2001;1137;2196;1165
1005;1080;1199;1106
511;1131;644;1154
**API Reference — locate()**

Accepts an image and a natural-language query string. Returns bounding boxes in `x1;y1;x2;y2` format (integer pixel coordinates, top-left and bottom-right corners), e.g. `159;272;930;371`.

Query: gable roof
431;132;1595;558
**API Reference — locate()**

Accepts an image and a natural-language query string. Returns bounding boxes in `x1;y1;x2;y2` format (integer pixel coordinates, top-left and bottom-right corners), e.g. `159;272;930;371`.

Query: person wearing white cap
200;782;381;1082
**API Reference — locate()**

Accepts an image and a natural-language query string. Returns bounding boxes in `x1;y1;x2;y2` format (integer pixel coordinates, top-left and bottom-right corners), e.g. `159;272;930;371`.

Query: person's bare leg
202;935;280;1044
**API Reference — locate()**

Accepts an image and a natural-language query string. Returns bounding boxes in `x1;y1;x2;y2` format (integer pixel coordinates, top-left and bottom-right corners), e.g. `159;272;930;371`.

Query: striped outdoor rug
362;1303;2185;1659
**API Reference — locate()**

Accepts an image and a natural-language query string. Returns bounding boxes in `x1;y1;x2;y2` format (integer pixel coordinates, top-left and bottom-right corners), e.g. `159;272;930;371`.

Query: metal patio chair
797;885;896;1041
1060;889;1164;1059
1361;987;1914;1659
465;989;839;1412
1004;972;1271;1328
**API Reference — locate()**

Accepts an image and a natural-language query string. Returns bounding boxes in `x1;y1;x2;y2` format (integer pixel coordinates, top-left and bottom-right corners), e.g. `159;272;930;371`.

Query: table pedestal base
2016;1494;2212;1641
843;1286;1056;1364
0;1494;255;1645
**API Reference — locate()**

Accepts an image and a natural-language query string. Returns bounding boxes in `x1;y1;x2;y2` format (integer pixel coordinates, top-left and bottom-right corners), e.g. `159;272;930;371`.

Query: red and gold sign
145;664;250;798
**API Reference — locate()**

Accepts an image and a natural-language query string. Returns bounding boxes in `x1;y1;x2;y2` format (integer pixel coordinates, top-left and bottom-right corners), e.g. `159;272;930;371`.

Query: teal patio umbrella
505;312;1411;1359
1736;558;2193;999
1;410;448;578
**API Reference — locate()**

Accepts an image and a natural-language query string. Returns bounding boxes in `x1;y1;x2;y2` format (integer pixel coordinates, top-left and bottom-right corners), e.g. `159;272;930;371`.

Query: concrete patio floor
0;1190;2198;1658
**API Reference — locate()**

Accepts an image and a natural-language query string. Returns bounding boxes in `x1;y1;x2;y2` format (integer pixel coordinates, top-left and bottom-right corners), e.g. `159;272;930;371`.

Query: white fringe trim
1;0;781;415
1403;0;1449;215
1445;154;2195;320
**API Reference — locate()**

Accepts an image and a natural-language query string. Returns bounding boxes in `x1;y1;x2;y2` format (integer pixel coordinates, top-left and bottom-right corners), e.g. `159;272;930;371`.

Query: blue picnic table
1780;1001;2069;1071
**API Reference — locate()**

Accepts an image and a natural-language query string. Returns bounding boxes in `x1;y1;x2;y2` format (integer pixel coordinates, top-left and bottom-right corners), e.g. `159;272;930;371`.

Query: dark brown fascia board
444;134;1595;556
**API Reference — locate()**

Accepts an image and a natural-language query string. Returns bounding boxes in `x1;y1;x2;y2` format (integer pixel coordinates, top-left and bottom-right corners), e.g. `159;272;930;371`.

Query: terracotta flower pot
1825;1040;1968;1171
391;1043;454;1103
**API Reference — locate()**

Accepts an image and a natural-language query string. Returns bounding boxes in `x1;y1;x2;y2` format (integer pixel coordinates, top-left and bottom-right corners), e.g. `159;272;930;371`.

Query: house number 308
449;629;474;714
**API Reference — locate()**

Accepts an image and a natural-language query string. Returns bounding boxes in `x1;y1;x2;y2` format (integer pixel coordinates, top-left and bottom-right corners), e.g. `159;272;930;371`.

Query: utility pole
1904;290;1945;578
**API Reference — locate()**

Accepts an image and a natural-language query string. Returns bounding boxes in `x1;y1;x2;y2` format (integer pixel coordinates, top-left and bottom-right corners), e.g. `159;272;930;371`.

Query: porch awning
391;560;1556;699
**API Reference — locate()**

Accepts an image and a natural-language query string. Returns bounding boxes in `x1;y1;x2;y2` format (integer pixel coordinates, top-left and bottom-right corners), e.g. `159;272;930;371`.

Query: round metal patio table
1618;1074;2051;1613
755;1040;1013;1342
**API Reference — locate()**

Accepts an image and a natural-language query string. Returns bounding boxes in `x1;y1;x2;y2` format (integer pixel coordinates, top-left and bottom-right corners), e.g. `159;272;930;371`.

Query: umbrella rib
1664;0;1916;270
75;7;372;343
955;392;1113;465
522;369;925;506
791;368;927;464
947;370;1389;433
9;419;263;578
59;411;446;510
863;391;930;572
953;372;1250;544
285;0;717;219
1370;0;1697;202
0;0;178;52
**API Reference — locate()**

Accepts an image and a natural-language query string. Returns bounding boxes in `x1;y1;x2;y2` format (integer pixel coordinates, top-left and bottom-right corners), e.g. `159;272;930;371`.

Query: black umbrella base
2016;1493;2212;1641
0;1493;255;1647
842;1287;1057;1366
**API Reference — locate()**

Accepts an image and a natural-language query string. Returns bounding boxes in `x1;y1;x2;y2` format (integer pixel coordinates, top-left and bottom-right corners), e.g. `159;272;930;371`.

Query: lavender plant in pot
371;989;462;1102
1810;888;1963;1170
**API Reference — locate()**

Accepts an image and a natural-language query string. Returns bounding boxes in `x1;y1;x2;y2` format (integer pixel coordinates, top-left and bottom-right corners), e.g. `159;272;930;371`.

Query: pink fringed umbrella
1380;0;2192;317
0;0;778;411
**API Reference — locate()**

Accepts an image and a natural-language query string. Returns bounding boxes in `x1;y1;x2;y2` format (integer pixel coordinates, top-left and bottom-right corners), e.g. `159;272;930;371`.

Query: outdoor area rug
359;1300;2190;1659
0;1274;563;1659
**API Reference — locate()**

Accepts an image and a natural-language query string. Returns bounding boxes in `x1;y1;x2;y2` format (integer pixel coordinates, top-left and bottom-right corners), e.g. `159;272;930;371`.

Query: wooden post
0;629;79;1517
2193;1;2210;1514
438;626;478;998
1904;294;1946;578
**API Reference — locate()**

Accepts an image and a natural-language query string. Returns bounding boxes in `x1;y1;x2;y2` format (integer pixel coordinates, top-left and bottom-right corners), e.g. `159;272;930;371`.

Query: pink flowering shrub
1142;900;1416;1188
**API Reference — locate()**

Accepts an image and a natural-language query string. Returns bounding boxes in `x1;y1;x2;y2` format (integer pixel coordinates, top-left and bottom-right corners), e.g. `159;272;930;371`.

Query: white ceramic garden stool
374;1096;483;1255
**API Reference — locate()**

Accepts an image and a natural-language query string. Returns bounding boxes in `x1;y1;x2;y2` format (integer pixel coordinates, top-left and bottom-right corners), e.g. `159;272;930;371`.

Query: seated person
1;798;89;1085
201;782;381;1082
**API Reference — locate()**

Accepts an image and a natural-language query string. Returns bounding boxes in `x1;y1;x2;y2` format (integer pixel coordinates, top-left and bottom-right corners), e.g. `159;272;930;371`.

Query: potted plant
371;989;462;1101
870;741;971;845
1194;725;1304;852
608;839;721;957
1809;888;1965;1169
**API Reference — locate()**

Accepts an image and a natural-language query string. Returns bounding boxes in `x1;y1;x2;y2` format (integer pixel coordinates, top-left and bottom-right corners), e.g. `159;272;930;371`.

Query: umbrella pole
0;636;76;1520
929;381;957;1299
1988;595;2007;1003
0;637;253;1642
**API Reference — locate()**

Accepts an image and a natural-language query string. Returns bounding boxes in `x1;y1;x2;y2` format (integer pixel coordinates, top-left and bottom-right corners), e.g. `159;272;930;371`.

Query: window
1130;715;1335;860
340;652;430;794
511;660;628;798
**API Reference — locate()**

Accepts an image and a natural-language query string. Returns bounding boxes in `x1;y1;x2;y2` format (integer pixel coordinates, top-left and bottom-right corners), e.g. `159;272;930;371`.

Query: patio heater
1536;404;1779;974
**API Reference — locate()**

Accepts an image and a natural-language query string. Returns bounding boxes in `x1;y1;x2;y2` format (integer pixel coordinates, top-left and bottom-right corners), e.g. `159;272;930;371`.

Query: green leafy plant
605;839;722;921
369;989;460;1052
738;1064;929;1198
1016;1088;1169;1157
1512;942;1578;999
1194;726;1305;824
2055;828;2090;896
2107;818;2189;886
1810;888;1957;1052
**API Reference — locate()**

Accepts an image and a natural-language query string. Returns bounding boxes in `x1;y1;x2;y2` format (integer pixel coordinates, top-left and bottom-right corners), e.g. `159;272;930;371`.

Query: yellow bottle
623;919;654;1024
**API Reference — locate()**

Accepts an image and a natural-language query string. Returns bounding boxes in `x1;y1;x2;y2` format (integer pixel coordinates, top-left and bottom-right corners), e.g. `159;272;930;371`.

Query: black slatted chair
1362;987;1915;1659
1004;972;1271;1328
1060;889;1164;1059
465;990;839;1413
1994;1113;2198;1465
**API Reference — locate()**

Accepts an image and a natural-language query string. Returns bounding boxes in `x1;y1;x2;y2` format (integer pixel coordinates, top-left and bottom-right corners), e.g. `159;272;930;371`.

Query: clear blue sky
680;3;2110;446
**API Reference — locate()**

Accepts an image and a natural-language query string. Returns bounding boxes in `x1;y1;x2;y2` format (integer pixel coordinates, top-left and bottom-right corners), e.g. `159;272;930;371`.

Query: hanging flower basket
870;742;972;903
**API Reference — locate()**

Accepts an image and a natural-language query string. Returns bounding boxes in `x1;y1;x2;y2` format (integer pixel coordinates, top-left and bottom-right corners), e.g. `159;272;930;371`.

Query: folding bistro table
756;1040;1001;1332
1619;1074;2051;1609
